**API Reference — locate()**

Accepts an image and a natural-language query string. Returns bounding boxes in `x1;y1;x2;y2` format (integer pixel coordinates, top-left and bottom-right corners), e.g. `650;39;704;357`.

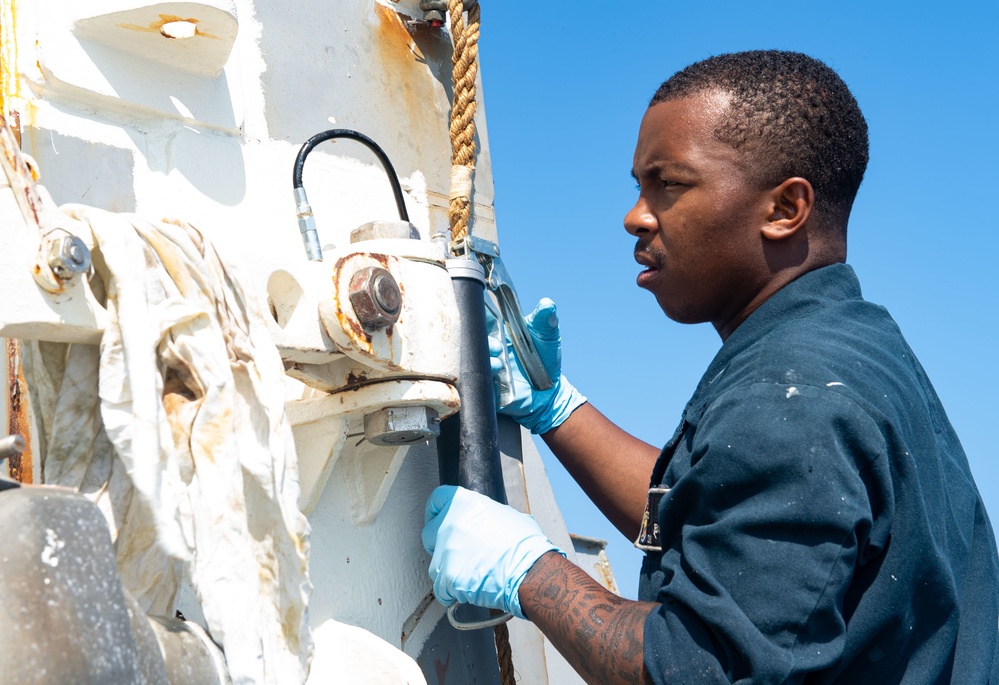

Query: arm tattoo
520;552;658;684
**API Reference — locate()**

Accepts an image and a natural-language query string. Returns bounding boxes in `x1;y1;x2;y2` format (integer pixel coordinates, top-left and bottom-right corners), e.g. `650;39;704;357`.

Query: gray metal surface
0;486;150;684
415;607;504;685
148;615;230;685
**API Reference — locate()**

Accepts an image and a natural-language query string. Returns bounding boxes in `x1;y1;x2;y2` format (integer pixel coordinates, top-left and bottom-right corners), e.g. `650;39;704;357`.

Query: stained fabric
26;206;313;685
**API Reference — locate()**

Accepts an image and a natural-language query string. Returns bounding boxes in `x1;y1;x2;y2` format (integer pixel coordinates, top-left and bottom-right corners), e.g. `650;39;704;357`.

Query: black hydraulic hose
437;259;507;504
292;129;409;222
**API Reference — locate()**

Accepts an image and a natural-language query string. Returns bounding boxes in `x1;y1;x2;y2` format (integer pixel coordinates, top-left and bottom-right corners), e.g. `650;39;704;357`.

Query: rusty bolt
349;267;402;331
46;235;91;280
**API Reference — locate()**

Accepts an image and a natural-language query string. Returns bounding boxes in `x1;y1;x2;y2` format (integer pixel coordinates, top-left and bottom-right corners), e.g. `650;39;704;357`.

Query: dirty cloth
27;206;313;685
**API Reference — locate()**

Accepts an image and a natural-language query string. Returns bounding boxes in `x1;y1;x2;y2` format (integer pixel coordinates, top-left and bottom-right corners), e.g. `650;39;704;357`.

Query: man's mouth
634;249;663;287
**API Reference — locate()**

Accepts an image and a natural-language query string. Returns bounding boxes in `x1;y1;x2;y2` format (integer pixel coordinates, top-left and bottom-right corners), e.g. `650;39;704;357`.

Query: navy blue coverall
638;264;999;684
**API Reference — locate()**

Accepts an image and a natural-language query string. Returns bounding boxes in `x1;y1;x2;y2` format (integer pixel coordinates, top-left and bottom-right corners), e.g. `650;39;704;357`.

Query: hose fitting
294;186;323;261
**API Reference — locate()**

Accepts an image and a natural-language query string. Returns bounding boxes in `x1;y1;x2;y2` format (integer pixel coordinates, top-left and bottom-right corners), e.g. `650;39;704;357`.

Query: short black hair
650;50;869;225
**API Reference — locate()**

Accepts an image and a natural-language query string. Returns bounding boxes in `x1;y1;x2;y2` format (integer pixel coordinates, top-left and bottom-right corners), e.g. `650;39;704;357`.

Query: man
422;50;999;683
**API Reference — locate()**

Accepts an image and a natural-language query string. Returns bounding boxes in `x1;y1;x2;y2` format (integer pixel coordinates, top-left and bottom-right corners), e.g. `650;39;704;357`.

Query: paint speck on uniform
786;387;799;399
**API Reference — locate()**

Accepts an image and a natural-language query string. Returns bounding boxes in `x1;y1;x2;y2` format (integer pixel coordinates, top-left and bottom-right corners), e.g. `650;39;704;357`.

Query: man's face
627;91;773;336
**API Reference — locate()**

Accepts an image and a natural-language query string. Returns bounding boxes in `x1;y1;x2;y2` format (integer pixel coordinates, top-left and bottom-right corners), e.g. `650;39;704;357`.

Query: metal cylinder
0;487;152;684
147;614;230;685
438;258;506;503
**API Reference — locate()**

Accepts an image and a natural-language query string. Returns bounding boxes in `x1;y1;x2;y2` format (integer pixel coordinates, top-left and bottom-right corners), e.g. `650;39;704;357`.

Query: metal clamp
456;236;552;392
446;603;513;631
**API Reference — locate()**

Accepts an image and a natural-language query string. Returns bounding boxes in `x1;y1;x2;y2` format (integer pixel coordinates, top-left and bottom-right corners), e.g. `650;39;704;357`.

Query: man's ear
761;177;814;240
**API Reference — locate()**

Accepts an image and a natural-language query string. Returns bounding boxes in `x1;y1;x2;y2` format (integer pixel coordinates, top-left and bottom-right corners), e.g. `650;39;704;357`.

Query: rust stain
0;0;20;115
442;390;460;411
6;339;32;483
434;652;451;685
373;4;453;141
117;14;220;40
32;263;66;294
332;255;372;348
374;5;418;56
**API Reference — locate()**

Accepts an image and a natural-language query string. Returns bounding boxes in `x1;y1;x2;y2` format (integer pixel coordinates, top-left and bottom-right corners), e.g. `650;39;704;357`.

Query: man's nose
624;196;657;236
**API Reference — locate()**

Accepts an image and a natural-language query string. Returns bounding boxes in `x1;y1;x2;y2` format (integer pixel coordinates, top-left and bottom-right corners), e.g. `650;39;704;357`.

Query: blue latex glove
486;297;587;434
422;485;564;620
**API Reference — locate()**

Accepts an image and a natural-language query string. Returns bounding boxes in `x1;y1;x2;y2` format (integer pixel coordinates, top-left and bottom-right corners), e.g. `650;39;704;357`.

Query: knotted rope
447;0;480;250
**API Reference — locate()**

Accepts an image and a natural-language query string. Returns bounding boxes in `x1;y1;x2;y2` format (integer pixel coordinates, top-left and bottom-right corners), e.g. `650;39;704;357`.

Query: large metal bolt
46;235;92;280
348;267;402;331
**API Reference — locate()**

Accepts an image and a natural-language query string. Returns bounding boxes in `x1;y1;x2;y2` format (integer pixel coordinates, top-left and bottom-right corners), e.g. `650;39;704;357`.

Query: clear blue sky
476;2;999;599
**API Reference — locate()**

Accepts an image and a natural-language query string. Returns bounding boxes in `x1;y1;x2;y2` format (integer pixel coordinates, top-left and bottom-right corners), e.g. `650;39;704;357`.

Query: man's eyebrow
631;161;697;179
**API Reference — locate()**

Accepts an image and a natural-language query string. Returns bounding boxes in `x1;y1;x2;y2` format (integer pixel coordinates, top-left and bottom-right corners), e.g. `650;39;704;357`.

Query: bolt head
348;266;402;331
47;236;91;280
371;271;401;315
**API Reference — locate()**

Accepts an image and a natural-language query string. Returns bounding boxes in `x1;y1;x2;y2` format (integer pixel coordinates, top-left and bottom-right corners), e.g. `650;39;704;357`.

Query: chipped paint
117;13;220;40
400;591;436;647
40;527;64;567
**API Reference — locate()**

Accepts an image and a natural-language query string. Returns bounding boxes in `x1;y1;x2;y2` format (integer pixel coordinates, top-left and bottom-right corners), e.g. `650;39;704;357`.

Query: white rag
26;206;313;685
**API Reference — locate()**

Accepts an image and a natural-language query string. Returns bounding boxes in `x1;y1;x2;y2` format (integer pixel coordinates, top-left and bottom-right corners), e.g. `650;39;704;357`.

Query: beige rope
447;0;480;249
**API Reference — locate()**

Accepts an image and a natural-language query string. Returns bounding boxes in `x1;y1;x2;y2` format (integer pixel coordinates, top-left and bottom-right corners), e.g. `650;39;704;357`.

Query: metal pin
0;434;26;461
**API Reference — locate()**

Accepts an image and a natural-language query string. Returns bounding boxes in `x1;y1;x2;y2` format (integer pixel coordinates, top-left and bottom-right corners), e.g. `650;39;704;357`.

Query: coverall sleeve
643;382;889;684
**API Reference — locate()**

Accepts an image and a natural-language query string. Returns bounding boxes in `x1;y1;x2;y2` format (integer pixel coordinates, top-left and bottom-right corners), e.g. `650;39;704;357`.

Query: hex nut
363;406;441;446
349;220;420;244
46;235;91;280
348;267;402;331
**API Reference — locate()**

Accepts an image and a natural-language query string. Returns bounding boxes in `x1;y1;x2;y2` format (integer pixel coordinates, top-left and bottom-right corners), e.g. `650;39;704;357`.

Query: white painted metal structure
0;1;616;682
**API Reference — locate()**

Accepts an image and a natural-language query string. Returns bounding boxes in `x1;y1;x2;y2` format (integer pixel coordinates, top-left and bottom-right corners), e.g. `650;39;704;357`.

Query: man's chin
654;296;707;327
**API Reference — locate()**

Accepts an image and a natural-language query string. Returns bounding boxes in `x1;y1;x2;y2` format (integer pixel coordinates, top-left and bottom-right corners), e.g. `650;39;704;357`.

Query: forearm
520;551;657;685
542;403;660;540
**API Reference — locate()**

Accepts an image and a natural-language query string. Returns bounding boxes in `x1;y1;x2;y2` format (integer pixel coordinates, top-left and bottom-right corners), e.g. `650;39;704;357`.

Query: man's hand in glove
421;484;564;619
487;297;587;434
